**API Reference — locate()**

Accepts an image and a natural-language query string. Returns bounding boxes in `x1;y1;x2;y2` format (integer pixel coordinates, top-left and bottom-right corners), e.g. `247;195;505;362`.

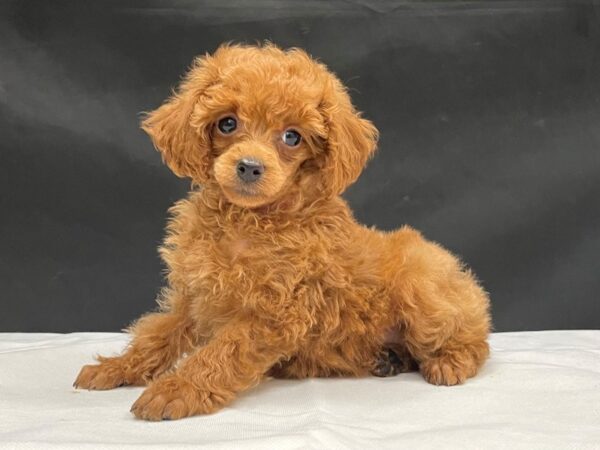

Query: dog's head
142;44;378;208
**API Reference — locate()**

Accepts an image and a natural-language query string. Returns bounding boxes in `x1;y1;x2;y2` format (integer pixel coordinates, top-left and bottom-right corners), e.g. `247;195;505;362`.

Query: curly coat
74;44;491;421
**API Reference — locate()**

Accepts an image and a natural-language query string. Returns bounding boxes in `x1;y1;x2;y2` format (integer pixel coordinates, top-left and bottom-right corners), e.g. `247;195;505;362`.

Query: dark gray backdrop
1;0;599;332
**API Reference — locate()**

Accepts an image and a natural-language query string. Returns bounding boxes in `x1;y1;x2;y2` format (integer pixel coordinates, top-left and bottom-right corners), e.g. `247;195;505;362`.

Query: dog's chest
184;229;292;338
184;228;280;296
215;234;251;262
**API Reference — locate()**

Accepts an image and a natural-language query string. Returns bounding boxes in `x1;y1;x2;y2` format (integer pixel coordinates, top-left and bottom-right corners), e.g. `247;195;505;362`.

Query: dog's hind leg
384;227;491;385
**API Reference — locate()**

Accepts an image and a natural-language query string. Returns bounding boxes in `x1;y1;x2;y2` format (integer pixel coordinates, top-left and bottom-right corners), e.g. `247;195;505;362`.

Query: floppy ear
320;77;379;196
141;57;216;183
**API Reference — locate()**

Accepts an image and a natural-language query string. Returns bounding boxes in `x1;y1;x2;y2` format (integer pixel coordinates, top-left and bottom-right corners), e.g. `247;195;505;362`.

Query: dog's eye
217;116;237;134
282;129;302;147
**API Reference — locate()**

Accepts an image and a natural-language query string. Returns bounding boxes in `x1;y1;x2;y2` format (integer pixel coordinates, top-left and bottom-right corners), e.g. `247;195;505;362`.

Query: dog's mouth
220;183;272;208
232;183;261;196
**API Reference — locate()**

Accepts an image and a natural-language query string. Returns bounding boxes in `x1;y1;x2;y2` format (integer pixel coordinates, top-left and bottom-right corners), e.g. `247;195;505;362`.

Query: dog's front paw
130;375;226;421
74;363;126;390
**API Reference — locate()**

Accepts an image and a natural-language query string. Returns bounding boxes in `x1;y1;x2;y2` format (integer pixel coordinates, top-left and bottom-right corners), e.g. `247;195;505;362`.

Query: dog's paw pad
371;348;417;377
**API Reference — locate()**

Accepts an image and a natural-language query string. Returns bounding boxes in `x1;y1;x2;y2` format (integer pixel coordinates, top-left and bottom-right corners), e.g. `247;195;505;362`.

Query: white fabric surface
0;331;599;449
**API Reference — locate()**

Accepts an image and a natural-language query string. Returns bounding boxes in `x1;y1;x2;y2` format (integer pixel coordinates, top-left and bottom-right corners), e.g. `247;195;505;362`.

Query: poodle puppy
74;43;491;421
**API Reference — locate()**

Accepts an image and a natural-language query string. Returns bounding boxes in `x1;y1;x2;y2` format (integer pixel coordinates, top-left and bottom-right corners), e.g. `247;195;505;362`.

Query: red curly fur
74;43;491;420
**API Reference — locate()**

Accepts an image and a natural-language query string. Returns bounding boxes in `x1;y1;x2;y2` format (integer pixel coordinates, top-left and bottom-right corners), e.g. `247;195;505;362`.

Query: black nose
236;158;264;183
